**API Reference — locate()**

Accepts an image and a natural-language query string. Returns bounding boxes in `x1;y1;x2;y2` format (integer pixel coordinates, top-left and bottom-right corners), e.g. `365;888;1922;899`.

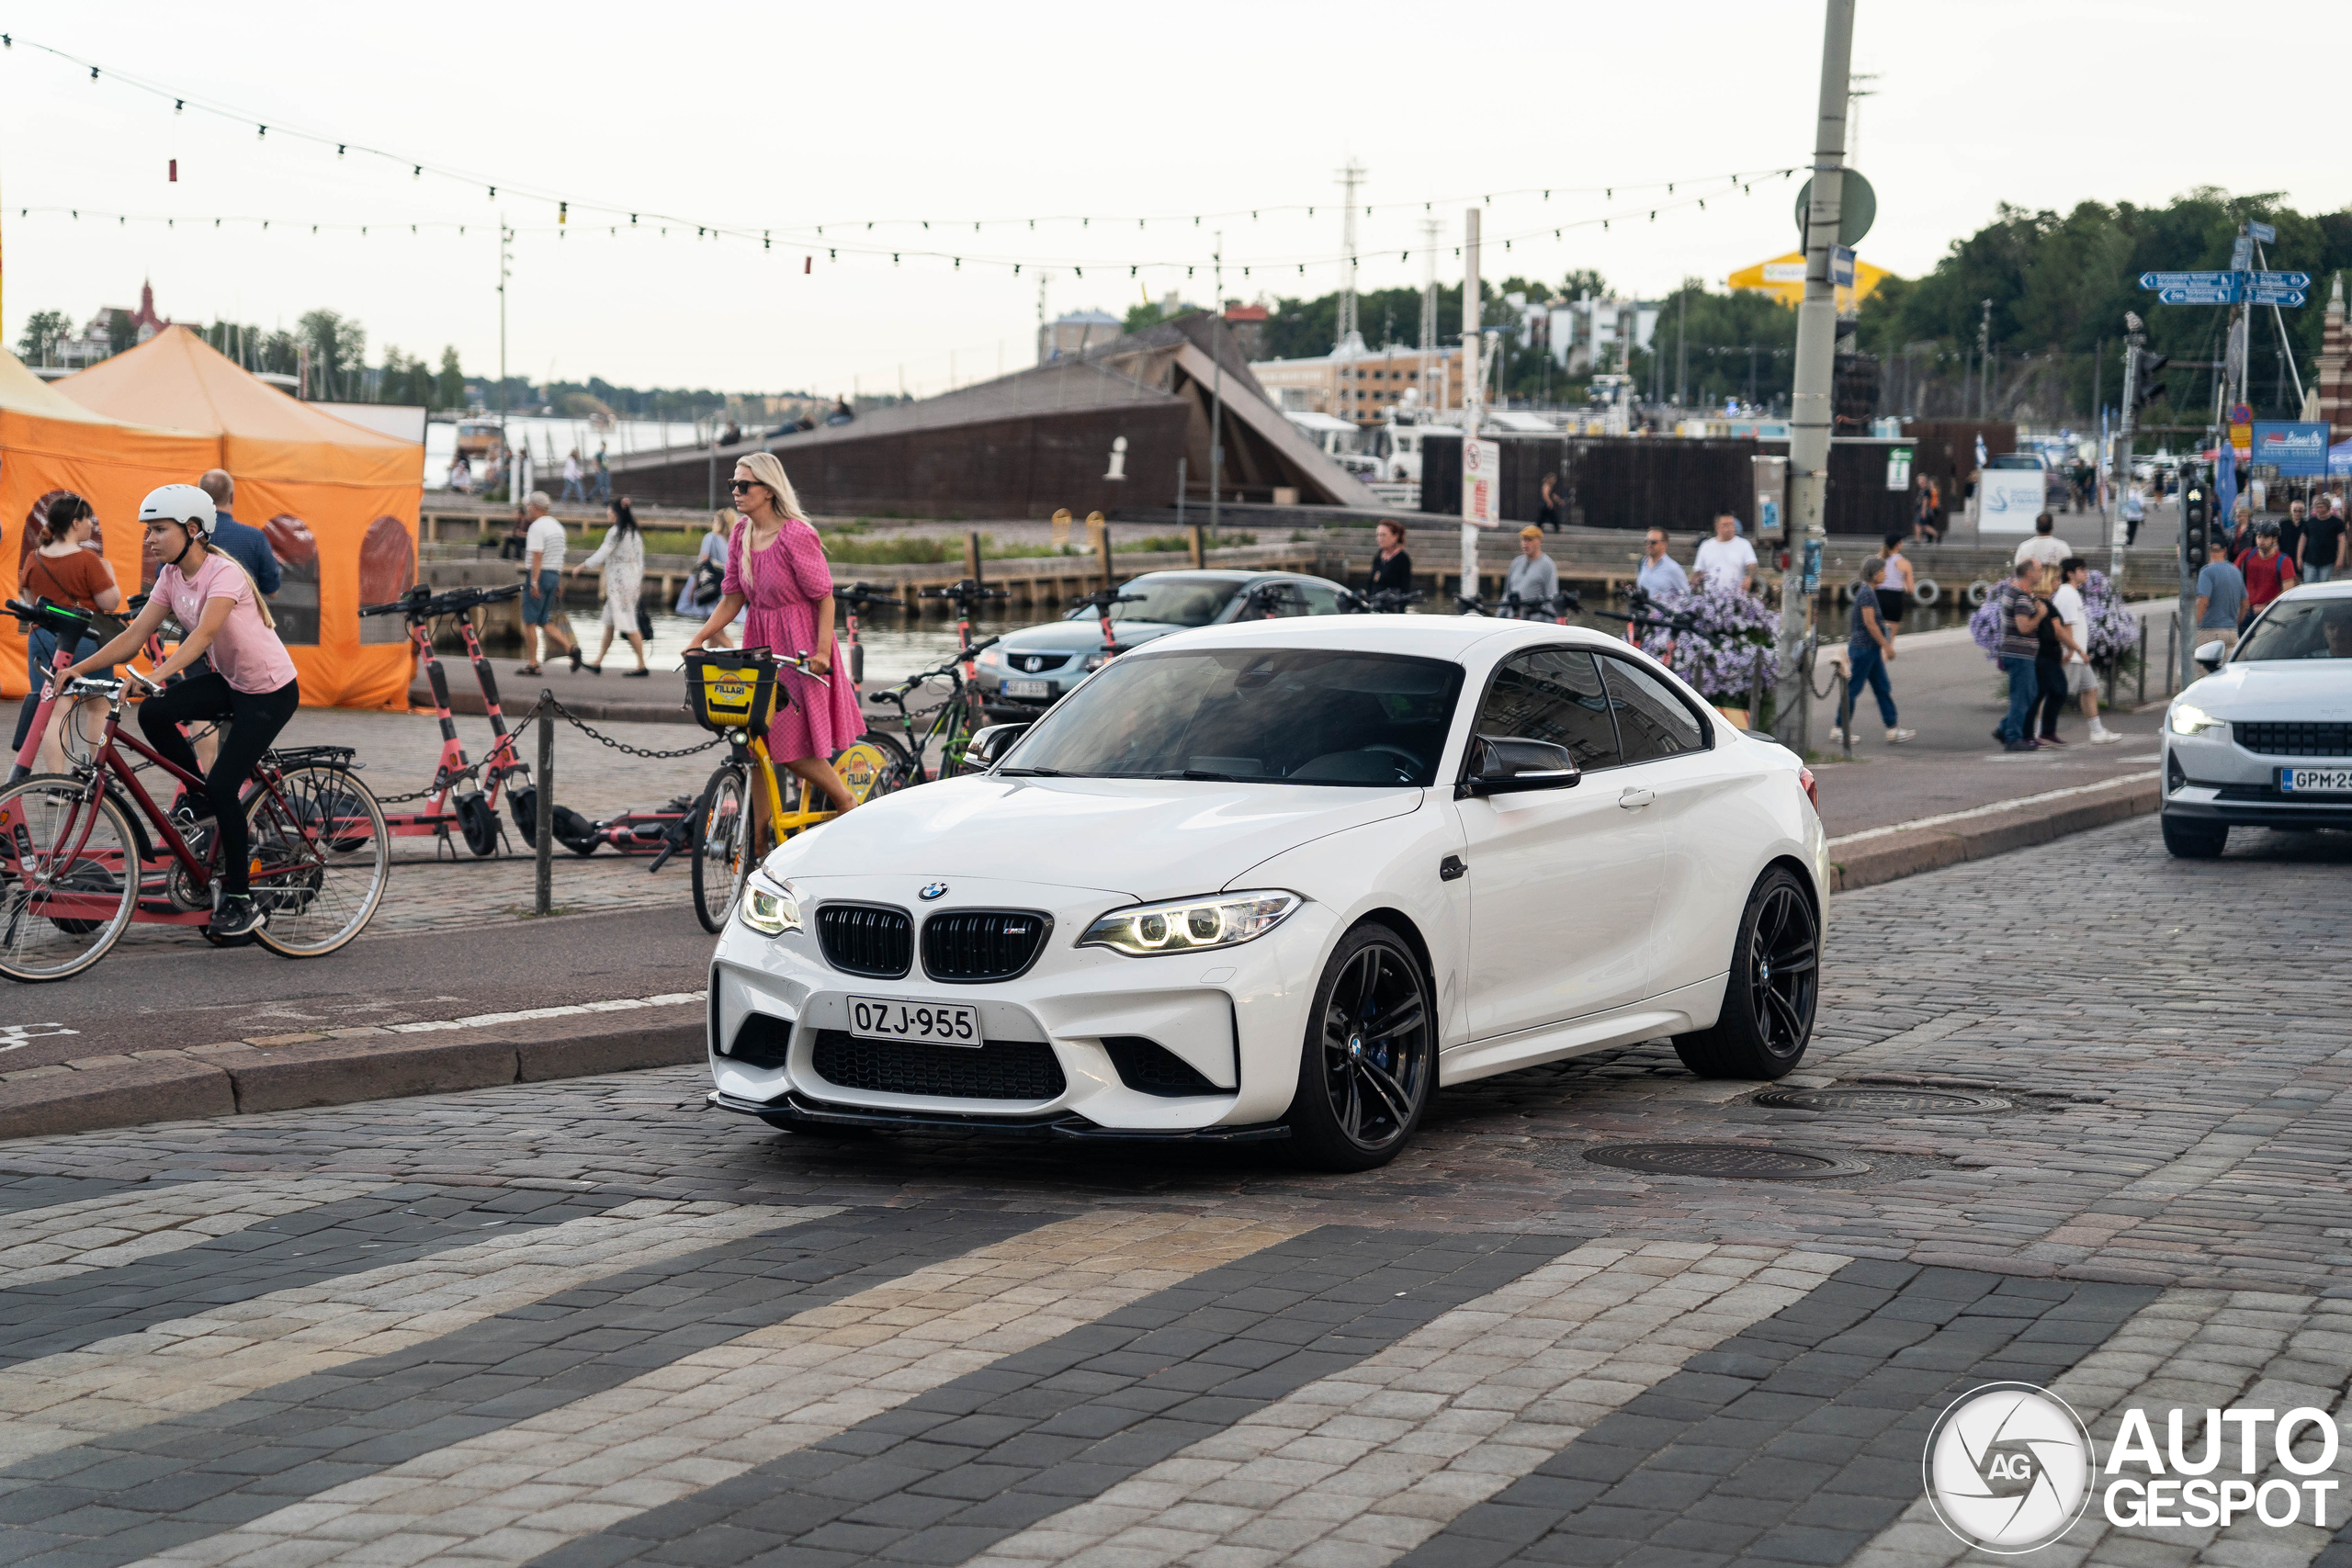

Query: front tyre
2161;816;2227;859
1673;866;1818;1079
692;764;749;934
1282;921;1435;1172
248;765;390;958
0;777;138;982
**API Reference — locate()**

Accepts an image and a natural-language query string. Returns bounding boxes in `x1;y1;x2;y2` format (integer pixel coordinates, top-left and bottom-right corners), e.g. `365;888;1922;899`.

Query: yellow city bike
682;649;895;933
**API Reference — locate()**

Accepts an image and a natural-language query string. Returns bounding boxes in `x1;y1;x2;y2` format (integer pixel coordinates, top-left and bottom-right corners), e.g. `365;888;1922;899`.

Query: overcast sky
4;1;2342;401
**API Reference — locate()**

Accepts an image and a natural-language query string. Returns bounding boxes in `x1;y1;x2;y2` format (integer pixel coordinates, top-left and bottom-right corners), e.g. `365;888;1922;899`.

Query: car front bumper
707;874;1333;1133
2163;731;2352;830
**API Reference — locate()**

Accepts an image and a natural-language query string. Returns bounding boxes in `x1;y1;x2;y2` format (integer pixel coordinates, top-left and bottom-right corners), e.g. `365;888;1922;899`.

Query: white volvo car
707;617;1829;1169
2162;582;2352;856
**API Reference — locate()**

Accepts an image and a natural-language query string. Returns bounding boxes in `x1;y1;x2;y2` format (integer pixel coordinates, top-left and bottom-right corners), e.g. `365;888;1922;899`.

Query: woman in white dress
572;496;649;675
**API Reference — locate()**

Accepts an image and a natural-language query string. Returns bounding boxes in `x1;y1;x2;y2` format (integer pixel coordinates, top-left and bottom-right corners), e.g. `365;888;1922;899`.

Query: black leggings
138;672;300;897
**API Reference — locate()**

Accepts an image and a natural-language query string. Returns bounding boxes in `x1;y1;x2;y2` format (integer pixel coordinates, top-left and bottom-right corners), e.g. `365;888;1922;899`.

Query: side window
1295;581;1345;616
1472;649;1621;771
1598;656;1708;763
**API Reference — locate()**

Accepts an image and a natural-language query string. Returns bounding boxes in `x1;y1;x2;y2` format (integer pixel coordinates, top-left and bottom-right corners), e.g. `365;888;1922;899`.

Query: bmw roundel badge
919;883;949;900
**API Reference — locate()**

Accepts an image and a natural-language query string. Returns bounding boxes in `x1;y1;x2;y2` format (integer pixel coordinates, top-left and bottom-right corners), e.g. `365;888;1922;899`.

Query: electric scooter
357;583;530;856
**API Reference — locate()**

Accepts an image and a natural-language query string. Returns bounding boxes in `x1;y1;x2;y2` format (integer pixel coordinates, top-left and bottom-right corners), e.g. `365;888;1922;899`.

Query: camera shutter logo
1923;1382;2095;1553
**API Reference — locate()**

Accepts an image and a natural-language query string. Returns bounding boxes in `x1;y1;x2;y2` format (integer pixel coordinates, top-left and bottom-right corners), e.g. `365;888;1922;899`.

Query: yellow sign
1726;251;1893;310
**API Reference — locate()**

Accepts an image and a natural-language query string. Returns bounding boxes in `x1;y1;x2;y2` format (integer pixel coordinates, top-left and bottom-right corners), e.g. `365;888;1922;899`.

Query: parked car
2161;583;2352;857
973;570;1350;709
706;616;1829;1170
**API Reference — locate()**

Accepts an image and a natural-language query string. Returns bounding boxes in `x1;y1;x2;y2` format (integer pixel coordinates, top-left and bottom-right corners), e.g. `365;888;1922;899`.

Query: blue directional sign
2252;270;2310;289
2248;286;2307;308
2249;220;2278;244
2142;270;2237;291
2231;235;2255;272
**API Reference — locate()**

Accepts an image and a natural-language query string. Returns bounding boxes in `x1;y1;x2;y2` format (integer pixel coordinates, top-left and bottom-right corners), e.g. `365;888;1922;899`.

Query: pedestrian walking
12;491;125;774
516;491;580;676
1368;519;1414;596
1502;526;1559;618
2120;480;2145;546
2013;513;2068;573
683;451;863;825
1876;533;1914;642
1830;557;1914;747
1692;513;1757;594
1993;558;2048;751
592;444;611;502
1912;476;1942;543
2235;522;2298;627
2049;557;2118;744
572;497;649;676
2277;500;2305;572
2193;542;2247;660
560;448;586;504
2301;493;2345;583
1535;473;1563;533
1634;527;1688;598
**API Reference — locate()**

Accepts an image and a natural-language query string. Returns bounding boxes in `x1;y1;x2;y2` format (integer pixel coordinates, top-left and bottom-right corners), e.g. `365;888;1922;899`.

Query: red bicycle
0;602;390;978
358;583;530;857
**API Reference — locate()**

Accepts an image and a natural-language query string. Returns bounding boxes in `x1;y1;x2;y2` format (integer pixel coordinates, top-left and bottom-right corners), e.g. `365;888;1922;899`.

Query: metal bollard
1837;671;1853;760
2136;617;2149;706
536;693;554;917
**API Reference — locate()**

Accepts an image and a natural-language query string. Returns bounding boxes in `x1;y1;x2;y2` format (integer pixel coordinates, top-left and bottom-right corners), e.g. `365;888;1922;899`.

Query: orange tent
57;326;424;709
0;348;217;702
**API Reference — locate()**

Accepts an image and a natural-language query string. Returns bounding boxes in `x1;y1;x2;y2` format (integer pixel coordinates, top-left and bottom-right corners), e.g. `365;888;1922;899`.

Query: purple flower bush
1637;585;1782;706
1966;570;2138;674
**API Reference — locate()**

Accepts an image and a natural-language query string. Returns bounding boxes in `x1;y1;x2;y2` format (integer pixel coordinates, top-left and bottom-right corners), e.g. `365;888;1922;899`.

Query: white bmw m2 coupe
707;615;1829;1170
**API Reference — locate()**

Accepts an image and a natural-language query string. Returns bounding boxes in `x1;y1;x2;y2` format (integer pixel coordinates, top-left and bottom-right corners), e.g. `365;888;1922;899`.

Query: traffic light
2181;471;2209;568
2133;350;2170;411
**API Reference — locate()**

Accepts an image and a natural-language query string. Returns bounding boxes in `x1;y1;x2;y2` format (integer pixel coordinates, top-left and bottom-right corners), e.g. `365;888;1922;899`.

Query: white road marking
0;1023;78;1054
1827;770;2159;849
384;991;706;1033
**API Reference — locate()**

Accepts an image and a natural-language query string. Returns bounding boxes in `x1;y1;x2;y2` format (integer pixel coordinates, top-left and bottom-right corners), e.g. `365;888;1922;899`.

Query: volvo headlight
2168;703;2223;736
738;869;802;935
1079;891;1300;956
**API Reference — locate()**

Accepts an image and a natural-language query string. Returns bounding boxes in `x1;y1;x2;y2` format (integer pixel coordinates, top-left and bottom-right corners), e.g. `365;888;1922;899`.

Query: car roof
1122;569;1332;586
1134;615;1627;662
2276;580;2352;602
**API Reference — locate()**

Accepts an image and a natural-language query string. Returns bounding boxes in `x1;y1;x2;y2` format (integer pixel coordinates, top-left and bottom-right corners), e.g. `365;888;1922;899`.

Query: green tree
435;347;466;411
1124;301;1166;335
15;310;71;366
296;309;367;399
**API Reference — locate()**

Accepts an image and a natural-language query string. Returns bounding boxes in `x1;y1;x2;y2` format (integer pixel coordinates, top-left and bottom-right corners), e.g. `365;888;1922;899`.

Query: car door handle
1617;787;1655;809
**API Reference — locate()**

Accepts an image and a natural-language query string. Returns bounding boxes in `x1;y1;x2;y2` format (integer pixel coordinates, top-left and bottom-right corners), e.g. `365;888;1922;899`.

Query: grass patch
1125;531;1257;552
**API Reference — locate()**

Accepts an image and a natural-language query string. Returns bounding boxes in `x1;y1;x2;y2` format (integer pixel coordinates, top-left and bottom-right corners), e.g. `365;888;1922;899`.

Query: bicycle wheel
0;776;138;982
692;762;750;934
848;731;918;798
831;734;904;805
246;764;390;959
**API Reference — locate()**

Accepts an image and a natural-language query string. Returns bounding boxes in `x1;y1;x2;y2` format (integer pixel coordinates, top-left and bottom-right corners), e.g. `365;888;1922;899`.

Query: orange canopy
51;327;424;709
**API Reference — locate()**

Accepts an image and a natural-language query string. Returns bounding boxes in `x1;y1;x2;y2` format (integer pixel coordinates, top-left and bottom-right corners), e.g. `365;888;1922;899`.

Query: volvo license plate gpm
2278;766;2352;795
849;998;982;1046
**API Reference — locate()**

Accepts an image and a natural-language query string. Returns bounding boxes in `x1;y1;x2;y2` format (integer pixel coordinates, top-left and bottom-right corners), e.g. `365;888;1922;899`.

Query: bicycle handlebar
4;597;128;643
360;583;526;619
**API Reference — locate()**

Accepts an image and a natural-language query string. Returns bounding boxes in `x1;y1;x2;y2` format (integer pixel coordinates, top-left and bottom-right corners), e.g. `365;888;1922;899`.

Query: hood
767;773;1423;902
997;620;1190;653
2182;661;2352;719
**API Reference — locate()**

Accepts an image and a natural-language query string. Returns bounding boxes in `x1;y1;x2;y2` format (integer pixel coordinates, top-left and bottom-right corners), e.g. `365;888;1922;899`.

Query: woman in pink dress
684;451;863;821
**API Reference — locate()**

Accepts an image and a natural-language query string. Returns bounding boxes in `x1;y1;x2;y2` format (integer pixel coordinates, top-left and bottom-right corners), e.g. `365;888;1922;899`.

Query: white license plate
2278;766;2352;795
847;997;982;1047
1002;679;1051;699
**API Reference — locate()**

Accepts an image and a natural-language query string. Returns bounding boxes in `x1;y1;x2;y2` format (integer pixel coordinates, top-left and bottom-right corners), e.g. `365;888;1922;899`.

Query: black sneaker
210;895;265;940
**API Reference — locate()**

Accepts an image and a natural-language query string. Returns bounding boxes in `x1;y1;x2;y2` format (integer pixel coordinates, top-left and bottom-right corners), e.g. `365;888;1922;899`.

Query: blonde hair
731;452;810;597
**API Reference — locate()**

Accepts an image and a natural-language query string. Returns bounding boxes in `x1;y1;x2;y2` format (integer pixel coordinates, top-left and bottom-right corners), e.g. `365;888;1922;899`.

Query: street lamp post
1773;0;1855;751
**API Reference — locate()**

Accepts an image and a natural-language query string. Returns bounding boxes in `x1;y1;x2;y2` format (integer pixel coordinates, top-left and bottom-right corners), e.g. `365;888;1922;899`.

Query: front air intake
1103;1035;1223;1097
809;1030;1064;1100
725;1013;793;1069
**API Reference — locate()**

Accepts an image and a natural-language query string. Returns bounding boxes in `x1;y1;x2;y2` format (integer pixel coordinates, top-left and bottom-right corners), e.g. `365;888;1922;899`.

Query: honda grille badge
919;883;949;900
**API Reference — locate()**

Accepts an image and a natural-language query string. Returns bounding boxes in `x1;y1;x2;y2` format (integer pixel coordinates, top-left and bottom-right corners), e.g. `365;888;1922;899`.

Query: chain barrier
538;694;722;760
368;694;714;807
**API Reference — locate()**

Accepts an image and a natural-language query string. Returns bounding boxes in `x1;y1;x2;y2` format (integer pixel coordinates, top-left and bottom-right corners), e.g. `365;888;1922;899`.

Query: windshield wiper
1140;769;1245;782
995;766;1064;777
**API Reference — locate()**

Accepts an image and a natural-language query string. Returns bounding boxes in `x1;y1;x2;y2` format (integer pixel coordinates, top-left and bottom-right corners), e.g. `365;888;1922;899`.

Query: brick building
1248;340;1464;426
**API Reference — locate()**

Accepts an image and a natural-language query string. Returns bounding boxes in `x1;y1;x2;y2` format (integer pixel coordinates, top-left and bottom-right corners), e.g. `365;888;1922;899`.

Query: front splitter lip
707;1088;1291;1142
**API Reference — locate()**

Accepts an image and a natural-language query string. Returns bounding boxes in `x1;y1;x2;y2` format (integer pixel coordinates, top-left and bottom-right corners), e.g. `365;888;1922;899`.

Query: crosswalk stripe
1848;1287;2352;1567
0;1177;381;1287
0;1198;836;1471
129;1210;1311;1568
958;1240;1849;1568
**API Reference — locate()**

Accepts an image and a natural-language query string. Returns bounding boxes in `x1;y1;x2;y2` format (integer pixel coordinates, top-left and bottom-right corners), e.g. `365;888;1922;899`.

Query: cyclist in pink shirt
58;484;300;939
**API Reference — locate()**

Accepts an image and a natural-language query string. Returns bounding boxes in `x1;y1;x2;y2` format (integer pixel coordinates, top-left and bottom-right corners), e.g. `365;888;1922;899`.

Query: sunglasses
729;479;763;494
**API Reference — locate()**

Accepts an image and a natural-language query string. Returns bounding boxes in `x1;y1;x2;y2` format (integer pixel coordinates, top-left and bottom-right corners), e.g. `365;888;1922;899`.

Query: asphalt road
0;904;714;1071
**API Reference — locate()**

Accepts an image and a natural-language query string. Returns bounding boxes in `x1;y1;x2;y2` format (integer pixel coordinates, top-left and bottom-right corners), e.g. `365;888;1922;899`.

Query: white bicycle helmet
140;483;216;534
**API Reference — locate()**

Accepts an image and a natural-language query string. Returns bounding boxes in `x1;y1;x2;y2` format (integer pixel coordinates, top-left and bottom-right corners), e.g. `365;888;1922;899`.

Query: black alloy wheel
1284;922;1435;1171
1673;867;1819;1079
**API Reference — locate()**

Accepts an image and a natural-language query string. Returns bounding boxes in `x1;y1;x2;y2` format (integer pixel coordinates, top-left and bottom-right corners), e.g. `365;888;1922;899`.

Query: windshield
1005;648;1464;786
1064;575;1241;627
2235;598;2352;661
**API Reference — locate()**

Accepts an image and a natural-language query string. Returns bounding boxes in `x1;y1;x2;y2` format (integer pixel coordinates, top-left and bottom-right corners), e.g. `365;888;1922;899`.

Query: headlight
2168;703;2223;736
1079;891;1300;956
737;869;802;935
1082;651;1109;670
977;649;1001;667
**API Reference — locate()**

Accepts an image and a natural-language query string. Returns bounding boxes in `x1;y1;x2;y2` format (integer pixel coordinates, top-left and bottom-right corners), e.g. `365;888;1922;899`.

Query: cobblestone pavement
0;816;2346;1566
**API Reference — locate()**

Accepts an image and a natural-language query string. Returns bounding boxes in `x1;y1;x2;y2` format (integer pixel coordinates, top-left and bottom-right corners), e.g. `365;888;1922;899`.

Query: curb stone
1827;777;2160;894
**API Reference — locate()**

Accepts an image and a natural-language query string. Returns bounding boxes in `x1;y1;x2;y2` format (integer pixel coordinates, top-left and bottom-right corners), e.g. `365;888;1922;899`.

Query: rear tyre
455;791;499;857
247;765;390;959
553;806;600;856
1673;867;1818;1079
1281;921;1435;1172
0;776;139;982
2161;816;2227;859
842;731;915;800
692;764;750;934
